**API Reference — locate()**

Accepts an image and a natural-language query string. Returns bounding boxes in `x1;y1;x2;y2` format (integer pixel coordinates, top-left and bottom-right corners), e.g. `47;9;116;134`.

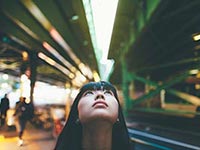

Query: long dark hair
54;81;131;150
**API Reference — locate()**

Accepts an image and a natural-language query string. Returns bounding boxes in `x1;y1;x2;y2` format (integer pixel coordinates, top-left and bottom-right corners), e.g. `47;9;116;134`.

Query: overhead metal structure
1;0;200;114
0;0;97;88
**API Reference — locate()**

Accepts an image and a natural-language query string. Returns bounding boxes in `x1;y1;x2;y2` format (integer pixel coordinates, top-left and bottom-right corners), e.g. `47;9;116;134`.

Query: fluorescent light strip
79;63;93;79
43;42;76;72
193;34;200;41
4;11;40;41
43;42;88;83
49;28;80;64
9;35;32;49
21;0;52;30
49;28;93;79
38;52;75;79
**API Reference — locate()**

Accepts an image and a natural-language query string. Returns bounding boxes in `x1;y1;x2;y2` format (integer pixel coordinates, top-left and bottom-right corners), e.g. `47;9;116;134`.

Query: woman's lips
92;101;108;107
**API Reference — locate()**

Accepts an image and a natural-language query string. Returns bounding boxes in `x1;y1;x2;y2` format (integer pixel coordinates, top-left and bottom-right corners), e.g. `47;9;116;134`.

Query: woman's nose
95;91;105;100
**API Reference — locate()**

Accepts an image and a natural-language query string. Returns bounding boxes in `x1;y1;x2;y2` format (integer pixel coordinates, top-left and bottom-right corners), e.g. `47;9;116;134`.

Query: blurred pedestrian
0;93;10;127
54;81;132;150
13;96;34;146
195;106;200;123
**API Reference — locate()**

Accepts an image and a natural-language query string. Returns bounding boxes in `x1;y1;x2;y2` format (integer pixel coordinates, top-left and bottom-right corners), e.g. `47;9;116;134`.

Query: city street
0;123;56;150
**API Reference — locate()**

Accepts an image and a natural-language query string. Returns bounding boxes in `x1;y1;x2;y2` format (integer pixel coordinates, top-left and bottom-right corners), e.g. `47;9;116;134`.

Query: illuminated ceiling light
22;51;28;61
20;0;52;30
71;15;79;21
38;52;75;79
50;28;93;79
78;63;93;79
93;71;100;82
38;52;56;66
9;35;32;49
83;40;88;46
79;63;86;71
75;71;87;83
71;76;85;88
49;28;80;64
2;74;9;80
189;69;199;75
86;66;94;79
3;12;40;40
43;42;74;71
68;73;75;79
70;66;77;73
78;63;88;76
65;82;71;89
193;33;200;41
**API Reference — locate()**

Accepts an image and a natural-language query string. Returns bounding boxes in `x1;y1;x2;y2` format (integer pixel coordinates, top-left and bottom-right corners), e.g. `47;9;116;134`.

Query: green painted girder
128;72;157;86
122;0;161;55
136;56;200;73
131;72;190;106
122;61;132;113
128;72;200;106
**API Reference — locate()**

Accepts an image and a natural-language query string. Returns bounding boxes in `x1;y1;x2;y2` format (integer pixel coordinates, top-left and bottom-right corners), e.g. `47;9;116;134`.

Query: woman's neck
81;121;113;150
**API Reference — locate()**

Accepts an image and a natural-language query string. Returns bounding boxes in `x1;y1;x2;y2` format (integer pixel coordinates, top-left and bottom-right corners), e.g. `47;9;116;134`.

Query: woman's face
78;89;119;125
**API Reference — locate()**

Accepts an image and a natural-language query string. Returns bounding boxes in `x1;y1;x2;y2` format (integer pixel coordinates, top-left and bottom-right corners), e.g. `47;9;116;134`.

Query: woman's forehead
81;81;115;91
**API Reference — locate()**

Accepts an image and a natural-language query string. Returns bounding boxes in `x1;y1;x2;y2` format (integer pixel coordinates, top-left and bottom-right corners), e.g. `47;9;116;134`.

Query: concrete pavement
0;123;57;150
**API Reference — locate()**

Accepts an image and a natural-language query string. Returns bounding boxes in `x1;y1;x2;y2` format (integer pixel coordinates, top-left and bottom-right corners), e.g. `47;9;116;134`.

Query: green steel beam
131;72;190;106
129;73;200;105
128;72;157;86
146;0;161;19
120;0;162;113
136;57;200;73
122;60;132;114
122;0;161;54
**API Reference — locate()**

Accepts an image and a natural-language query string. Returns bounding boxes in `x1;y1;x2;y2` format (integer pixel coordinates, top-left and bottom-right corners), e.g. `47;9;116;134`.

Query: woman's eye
104;90;113;95
83;91;94;96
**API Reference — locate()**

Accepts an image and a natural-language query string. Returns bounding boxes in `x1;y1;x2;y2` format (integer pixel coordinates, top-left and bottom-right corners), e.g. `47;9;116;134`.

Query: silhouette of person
54;81;132;150
195;106;200;121
14;96;34;146
0;93;10;127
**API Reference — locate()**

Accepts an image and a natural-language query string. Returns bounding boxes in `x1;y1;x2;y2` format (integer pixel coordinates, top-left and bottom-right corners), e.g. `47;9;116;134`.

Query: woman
54;81;131;150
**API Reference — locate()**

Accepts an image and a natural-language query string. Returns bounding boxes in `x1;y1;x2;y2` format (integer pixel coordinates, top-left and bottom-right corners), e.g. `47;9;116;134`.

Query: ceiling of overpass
0;0;200;87
0;0;97;87
124;0;200;82
108;0;200;84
